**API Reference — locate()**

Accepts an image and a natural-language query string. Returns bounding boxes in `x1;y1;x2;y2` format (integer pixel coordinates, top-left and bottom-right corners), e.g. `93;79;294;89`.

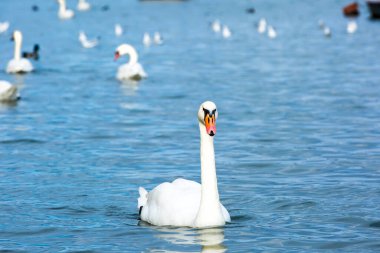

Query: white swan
77;0;90;11
58;0;74;19
138;101;231;228
0;21;9;34
347;20;358;34
114;44;147;81
0;81;19;102
222;25;231;38
143;33;151;47
267;25;277;39
78;31;98;48
6;30;33;74
153;32;163;45
257;18;267;34
323;26;331;37
211;20;221;33
115;24;123;37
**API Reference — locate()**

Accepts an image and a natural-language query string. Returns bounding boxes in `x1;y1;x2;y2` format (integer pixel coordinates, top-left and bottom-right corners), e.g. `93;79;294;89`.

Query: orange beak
114;52;120;61
205;114;216;136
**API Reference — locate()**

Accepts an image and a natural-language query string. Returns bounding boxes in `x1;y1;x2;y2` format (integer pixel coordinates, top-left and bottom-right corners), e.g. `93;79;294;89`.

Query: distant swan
115;24;123;37
77;0;90;11
114;44;147;81
347;20;357;34
153;32;163;45
0;21;9;34
211;20;221;33
79;31;98;48
143;32;151;47
222;25;231;38
0;81;19;102
138;101;231;228
58;0;74;19
257;18;267;34
6;30;33;74
267;25;277;39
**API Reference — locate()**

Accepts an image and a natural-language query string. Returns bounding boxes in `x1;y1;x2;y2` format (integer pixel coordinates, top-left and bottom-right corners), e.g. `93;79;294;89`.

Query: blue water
1;0;380;252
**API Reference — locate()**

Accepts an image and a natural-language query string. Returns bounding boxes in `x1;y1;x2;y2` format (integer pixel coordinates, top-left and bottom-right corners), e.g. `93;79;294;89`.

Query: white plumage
58;0;74;19
115;44;147;81
77;0;90;11
222;25;231;38
0;21;10;34
347;21;358;34
6;30;33;74
138;101;230;228
78;31;98;48
0;81;19;102
115;24;123;37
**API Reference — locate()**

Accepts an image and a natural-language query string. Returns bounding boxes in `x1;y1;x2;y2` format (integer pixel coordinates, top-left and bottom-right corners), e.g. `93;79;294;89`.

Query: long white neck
14;36;22;61
126;48;138;66
194;122;225;227
59;0;66;12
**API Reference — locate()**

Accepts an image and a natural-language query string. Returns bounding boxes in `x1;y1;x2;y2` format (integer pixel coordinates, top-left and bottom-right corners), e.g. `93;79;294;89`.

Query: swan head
11;30;22;42
198;101;218;137
114;44;138;62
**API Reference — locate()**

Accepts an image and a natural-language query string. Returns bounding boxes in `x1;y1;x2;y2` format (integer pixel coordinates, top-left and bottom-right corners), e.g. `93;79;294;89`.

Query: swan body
6;30;33;74
323;26;331;37
347;21;357;34
0;81;19;102
58;0;74;19
222;25;231;38
79;31;98;48
114;44;147;81
138;101;230;228
115;24;123;37
143;33;151;46
267;25;277;39
77;0;90;11
153;32;163;45
212;20;221;33
0;22;9;34
257;18;267;34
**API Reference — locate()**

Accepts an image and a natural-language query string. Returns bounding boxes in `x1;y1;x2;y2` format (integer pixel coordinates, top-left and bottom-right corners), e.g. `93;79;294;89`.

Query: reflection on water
120;80;140;96
152;226;227;253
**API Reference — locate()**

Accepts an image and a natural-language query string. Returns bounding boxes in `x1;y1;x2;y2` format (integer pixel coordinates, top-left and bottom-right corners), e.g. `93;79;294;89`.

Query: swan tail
138;187;148;209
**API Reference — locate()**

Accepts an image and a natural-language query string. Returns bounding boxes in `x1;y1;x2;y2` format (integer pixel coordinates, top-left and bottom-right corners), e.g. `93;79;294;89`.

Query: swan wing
6;59;33;73
140;178;201;227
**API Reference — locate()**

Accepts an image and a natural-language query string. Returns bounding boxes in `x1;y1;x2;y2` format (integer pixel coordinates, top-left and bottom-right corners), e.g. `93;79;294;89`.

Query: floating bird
6;30;33;74
138;101;230;227
323;26;331;37
211;20;221;33
257;18;267;34
153;32;163;45
77;0;90;11
31;5;39;12
101;5;109;11
143;32;151;47
0;22;10;34
22;44;40;60
222;25;231;38
78;31;98;48
0;81;19;102
57;0;74;19
246;7;255;14
114;44;147;81
267;25;277;39
115;24;123;37
347;20;358;34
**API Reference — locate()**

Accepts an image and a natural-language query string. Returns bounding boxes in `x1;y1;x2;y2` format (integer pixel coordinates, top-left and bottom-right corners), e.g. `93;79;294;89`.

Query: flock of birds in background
0;0;360;102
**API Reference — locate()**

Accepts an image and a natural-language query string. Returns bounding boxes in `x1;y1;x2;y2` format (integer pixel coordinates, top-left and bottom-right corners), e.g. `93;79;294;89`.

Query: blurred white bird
211;20;221;33
347;20;358;34
115;24;123;37
222;25;231;38
323;26;331;37
0;81;19;102
79;31;98;48
143;33;151;47
267;25;277;39
77;0;90;11
0;22;10;34
153;32;163;45
257;18;267;34
58;0;74;19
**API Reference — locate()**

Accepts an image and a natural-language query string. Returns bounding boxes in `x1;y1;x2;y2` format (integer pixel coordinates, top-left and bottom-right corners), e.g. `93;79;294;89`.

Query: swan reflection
149;226;227;253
